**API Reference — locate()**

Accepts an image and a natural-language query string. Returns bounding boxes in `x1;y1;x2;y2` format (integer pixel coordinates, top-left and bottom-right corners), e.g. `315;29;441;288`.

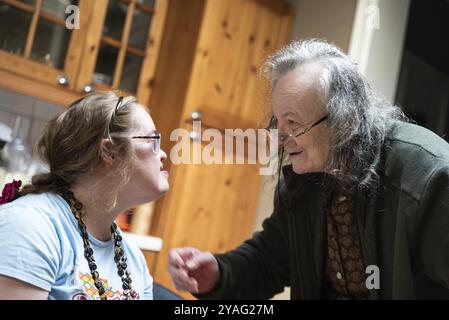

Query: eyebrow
280;111;293;117
281;111;305;122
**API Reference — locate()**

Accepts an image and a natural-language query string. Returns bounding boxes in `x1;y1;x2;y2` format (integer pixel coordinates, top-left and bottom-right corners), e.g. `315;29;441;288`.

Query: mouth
288;151;303;157
160;167;169;176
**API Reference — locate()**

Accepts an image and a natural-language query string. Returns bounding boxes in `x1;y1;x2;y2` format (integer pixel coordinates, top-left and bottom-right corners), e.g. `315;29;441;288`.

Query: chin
153;183;169;200
291;159;314;174
292;165;308;174
137;182;169;203
159;185;169;195
292;161;325;174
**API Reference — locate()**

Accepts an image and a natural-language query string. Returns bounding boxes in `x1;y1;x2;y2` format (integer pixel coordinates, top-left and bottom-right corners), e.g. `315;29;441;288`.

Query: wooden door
150;0;293;298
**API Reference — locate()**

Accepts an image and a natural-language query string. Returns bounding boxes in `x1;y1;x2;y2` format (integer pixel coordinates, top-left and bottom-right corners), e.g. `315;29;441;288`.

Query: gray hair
264;39;408;191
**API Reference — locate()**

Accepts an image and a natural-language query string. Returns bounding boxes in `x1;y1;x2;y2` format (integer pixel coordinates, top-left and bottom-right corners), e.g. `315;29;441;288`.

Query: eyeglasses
131;133;161;154
278;114;328;143
111;96;161;154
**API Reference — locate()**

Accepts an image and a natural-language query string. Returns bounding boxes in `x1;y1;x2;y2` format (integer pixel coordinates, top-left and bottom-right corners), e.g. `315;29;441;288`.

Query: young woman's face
126;105;169;203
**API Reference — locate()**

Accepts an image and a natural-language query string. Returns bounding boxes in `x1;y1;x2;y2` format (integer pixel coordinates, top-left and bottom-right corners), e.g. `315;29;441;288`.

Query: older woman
168;39;449;299
0;92;168;300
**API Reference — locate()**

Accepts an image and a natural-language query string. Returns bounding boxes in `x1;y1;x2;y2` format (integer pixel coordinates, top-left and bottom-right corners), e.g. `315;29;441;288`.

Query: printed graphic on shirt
72;271;140;300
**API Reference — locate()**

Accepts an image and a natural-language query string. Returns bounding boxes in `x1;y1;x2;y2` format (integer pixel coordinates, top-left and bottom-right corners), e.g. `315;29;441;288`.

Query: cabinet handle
191;111;202;121
83;83;95;93
56;74;70;87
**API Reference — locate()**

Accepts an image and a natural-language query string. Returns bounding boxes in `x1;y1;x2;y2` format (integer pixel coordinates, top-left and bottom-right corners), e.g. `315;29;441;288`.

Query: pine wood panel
236;0;294;122
181;0;293;126
153;143;262;299
147;0;206;156
0;50;64;86
0;70;81;106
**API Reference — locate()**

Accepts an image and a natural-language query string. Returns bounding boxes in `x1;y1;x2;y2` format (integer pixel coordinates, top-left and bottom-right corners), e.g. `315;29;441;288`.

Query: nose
280;134;297;149
160;149;167;161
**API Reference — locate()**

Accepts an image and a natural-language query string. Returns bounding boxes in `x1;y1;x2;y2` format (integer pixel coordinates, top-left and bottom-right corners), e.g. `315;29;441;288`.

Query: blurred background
0;0;447;299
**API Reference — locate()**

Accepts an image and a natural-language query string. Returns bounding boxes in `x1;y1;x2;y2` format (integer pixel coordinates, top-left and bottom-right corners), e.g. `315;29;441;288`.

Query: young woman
0;92;169;300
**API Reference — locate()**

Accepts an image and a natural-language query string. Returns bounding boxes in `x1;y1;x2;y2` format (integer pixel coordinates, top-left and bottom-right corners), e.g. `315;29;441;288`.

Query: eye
287;119;301;129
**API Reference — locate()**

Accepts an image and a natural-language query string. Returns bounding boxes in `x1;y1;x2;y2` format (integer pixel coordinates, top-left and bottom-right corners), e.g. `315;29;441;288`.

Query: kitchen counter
122;231;163;252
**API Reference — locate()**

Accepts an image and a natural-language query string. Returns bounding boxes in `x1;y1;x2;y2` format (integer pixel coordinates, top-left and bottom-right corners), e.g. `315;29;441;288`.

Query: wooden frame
0;0;88;90
23;0;42;59
0;0;169;106
73;0;108;92
112;0;136;88
75;0;169;104
136;0;169;103
0;69;81;107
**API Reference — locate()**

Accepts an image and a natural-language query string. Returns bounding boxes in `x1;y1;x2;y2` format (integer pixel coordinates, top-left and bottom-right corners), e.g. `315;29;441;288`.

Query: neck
70;179;126;241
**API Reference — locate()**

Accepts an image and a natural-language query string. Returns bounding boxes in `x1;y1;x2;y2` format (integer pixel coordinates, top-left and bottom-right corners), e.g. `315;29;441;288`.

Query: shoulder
383;122;449;200
386;122;449;161
0;192;69;236
0;193;68;291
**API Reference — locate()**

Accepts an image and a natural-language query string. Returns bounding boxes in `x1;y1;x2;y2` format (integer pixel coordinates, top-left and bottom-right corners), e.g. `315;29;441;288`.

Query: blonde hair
19;91;138;198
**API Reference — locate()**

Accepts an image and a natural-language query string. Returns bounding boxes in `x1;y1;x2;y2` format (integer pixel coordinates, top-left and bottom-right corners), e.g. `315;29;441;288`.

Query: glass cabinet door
93;0;155;95
0;0;168;103
31;0;77;69
0;0;82;88
0;1;34;56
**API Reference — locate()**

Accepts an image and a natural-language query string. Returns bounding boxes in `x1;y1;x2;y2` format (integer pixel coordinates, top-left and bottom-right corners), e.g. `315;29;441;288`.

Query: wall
0;87;63;161
288;0;358;51
348;0;410;102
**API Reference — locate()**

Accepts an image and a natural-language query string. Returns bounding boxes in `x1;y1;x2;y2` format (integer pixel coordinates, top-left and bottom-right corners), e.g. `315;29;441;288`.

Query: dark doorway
395;0;449;140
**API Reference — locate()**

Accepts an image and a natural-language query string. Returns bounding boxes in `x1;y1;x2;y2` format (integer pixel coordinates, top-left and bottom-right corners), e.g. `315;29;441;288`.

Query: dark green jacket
202;122;449;299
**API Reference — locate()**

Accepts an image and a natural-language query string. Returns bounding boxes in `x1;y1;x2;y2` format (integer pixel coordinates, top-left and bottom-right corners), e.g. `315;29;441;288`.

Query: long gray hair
263;39;408;192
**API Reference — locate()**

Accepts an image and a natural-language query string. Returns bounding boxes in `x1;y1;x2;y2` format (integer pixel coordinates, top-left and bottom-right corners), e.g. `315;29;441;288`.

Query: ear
99;139;117;166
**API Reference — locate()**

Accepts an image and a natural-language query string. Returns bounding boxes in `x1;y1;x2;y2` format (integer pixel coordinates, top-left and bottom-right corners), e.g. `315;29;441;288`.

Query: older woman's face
272;63;330;174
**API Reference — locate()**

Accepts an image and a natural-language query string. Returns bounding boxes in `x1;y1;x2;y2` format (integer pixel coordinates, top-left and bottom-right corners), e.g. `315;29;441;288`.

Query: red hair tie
0;180;22;205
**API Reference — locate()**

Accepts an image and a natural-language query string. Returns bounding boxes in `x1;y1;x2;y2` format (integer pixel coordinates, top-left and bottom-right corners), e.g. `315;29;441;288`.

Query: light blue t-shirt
0;192;153;300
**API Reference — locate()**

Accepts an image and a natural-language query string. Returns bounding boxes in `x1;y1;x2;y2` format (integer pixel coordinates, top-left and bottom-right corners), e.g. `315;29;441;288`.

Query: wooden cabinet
147;0;293;298
0;0;168;105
